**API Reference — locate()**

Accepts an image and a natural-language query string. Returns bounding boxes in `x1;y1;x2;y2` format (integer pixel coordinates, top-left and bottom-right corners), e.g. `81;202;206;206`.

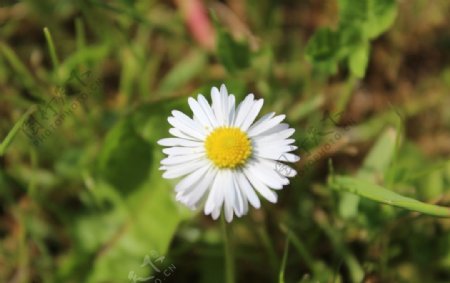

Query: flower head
158;84;299;222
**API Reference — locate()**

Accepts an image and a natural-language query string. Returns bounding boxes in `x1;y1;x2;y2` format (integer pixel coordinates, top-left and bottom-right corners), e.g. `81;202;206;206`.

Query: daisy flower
158;84;299;222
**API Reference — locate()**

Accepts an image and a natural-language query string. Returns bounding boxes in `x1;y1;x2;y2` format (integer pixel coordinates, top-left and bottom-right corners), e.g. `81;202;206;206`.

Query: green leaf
338;0;369;27
217;30;250;73
86;174;188;283
339;0;397;39
348;43;370;78
98;118;152;195
365;0;397;39
332;176;450;217
305;28;340;63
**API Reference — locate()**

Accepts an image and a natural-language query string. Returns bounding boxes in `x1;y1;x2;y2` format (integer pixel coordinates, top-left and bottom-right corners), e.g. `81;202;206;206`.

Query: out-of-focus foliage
306;0;397;77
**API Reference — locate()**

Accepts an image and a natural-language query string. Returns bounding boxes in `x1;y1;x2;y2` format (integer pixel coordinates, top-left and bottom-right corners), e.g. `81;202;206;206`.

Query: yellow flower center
205;127;252;169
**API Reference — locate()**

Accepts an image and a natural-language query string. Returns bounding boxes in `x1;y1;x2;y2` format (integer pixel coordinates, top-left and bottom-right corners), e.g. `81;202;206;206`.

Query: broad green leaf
98;118;152;195
217;30;250;73
86;169;188;283
333;176;450;217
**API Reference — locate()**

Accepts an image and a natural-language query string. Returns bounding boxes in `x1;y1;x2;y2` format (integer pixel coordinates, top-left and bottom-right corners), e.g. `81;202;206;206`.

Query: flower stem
221;215;235;283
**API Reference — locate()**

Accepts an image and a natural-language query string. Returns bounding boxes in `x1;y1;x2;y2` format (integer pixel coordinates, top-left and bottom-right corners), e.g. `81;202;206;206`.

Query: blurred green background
1;0;450;282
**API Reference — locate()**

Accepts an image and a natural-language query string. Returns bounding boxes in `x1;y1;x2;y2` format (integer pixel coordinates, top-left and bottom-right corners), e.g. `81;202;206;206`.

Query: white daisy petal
228;95;235;126
162;159;209;179
168;117;205;140
246;112;275;133
233;94;255;127
243;167;278;203
161;153;205;165
162;146;204;156
277;153;300;163
253;138;296;150
256;128;295;143
248;159;289;189
204;170;225;215
197;94;219;128
219;84;230;125
254;146;298;160
158;138;203;147
211;87;225;125
248;114;286;137
236;170;261;209
172;110;207;136
184;168;218;207
223;170;235;222
275;162;297;177
169;128;199;140
240;99;264;131
174;164;211;193
255;123;290;137
232;176;246;217
211;206;221;220
188;97;213;129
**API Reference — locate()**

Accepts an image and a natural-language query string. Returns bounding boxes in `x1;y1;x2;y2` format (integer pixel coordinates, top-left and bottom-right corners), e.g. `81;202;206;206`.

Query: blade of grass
0;43;44;97
43;27;60;71
278;237;289;283
315;211;364;283
331;175;450;217
288;94;325;122
332;75;358;122
0;105;38;157
75;18;86;52
279;224;315;271
403;159;450;182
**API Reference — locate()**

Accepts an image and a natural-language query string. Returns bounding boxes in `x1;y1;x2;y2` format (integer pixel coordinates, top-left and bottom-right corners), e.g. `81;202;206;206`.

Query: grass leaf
0;106;37;157
333;175;450;217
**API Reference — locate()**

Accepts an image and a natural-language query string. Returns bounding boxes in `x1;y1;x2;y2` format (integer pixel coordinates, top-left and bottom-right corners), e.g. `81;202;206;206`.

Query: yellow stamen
205;127;252;169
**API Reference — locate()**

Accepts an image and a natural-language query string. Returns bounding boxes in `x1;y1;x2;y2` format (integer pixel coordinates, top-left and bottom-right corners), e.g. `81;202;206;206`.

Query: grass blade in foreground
278;237;289;283
331;176;450;217
0;106;37;157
